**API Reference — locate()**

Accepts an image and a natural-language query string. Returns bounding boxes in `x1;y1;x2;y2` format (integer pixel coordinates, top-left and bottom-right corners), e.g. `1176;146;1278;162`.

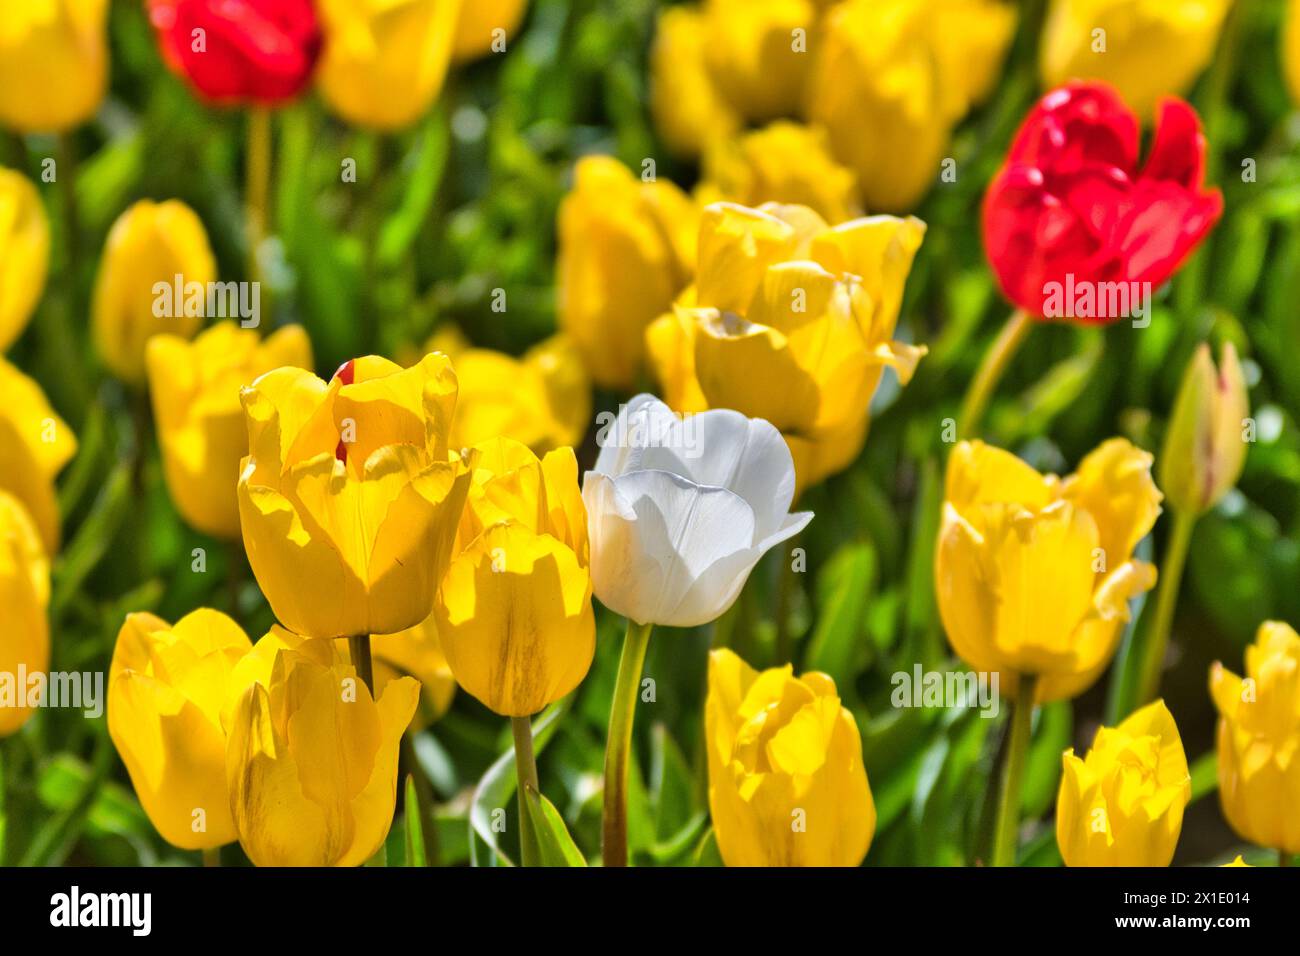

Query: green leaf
804;541;877;689
692;827;724;867
377;111;449;269
1021;702;1071;821
1189;751;1217;804
523;787;587;867
403;775;428;867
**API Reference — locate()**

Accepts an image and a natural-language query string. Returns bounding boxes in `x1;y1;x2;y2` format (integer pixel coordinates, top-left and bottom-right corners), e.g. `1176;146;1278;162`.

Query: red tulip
983;82;1223;324
148;0;321;106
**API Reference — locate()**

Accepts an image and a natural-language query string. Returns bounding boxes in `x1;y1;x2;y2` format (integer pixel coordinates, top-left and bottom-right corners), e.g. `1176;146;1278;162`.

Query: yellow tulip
1221;855;1252;866
706;648;875;866
452;0;528;63
645;202;926;492
1159;342;1249;516
557;156;697;391
807;0;1016;211
225;627;419;866
147;323;314;539
237;352;474;639
650;5;740;159
434;437;594;717
0;491;49;737
1041;0;1233;118
0;168;50;352
698;122;861;225
0;356;77;554
316;0;460;131
0;0;108;133
1287;0;1300;106
370;613;456;725
1211;621;1300;855
702;0;817;122
1056;699;1191;867
935;439;1162;703
107;609;253;849
425;325;590;453
92;199;216;384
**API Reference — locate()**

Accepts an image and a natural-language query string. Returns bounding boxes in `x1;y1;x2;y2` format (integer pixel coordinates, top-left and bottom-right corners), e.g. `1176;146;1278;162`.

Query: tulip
1160;343;1249;517
452;0;528;63
0;168;51;352
434;437;594;717
316;0;460;131
706;649;875;866
645;202;926;493
107;610;253;850
225;626;419;866
237;352;473;640
370;614;456;726
147;0;321;106
0;491;50;737
585;393;812;865
650;5;740;159
937;439;1161;704
698;122;862;226
557;156;698;391
1056;699;1191;867
1288;0;1300;107
91;199;217;385
983;82;1223;323
146;322;313;539
1041;0;1234;118
0;357;78;554
1221;855;1252;867
0;0;108;133
701;0;816;122
807;0;1016;211
1211;621;1300;858
426;326;591;453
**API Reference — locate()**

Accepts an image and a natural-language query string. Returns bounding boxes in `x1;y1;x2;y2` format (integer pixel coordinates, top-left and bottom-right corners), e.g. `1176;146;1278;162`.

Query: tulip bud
698;122;862;225
225;627;419;866
0;0;108;133
0;491;50;737
434;438;595;717
1056;699;1191;867
92;199;217;385
426;327;591;453
936;439;1161;703
0;168;51;352
1041;0;1233;118
148;0;321;106
237;353;474;639
645;201;926;492
650;5;740;159
706;649;875;866
557;156;697;391
0;357;78;554
316;0;459;131
807;0;1016;211
1211;621;1300;855
452;0;528;64
1159;342;1249;515
107;610;254;849
146;323;313;539
582;395;812;628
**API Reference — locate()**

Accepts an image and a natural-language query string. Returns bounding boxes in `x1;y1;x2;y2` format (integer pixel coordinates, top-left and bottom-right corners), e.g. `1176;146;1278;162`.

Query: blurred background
2;0;1298;866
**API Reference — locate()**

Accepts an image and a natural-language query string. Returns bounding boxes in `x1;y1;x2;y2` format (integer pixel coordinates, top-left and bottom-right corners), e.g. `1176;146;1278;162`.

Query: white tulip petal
592;393;678;479
582;473;671;625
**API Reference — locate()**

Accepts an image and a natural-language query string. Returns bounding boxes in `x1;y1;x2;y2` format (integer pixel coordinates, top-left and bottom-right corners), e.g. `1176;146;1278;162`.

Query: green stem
348;634;374;698
602;618;653;867
1281;849;1291;868
202;847;220;867
957;308;1033;441
1135;509;1197;707
773;538;799;665
245;107;272;290
991;673;1036;867
511;716;541;867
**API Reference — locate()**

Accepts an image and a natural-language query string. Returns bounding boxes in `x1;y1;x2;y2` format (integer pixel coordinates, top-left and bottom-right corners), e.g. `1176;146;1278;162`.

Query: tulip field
1;0;1300;882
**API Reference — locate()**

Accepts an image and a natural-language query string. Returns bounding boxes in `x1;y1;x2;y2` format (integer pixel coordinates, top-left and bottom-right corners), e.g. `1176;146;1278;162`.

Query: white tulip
582;394;813;628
